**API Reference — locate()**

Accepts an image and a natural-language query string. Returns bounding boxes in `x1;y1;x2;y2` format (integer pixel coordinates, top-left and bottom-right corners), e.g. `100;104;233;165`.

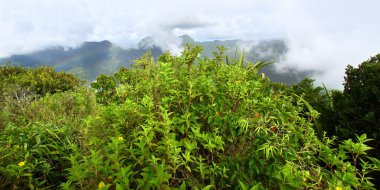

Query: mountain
0;36;312;83
1;40;163;81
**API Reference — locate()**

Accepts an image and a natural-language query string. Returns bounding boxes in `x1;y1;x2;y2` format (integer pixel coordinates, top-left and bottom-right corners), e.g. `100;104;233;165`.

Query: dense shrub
0;48;379;189
0;88;98;189
83;47;379;189
0;64;83;96
0;65;83;129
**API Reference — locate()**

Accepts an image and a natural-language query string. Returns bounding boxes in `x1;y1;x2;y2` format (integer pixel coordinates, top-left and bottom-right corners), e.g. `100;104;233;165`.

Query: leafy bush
0;65;83;129
81;46;379;189
0;88;98;189
0;123;78;189
0;48;379;189
0;64;83;96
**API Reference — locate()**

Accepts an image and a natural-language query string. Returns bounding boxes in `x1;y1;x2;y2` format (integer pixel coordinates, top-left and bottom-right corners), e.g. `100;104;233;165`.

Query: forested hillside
0;46;379;189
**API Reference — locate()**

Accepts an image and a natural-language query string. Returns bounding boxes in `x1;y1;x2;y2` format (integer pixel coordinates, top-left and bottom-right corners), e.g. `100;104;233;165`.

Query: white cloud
272;0;380;89
1;0;380;88
0;0;279;55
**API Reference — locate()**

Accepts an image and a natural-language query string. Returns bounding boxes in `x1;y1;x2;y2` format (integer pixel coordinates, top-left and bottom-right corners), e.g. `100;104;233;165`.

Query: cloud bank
1;0;380;88
273;1;380;88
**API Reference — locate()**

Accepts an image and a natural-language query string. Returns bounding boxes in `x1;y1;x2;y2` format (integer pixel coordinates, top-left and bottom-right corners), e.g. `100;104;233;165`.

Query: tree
334;54;380;141
332;54;380;187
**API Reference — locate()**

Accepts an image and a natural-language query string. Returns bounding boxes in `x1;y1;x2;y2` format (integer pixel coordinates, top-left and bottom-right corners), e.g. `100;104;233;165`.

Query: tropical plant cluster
0;46;379;189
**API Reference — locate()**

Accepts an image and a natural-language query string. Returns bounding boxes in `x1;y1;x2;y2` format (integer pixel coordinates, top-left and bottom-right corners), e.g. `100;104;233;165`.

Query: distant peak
137;36;155;49
82;40;112;49
179;34;195;44
84;40;111;45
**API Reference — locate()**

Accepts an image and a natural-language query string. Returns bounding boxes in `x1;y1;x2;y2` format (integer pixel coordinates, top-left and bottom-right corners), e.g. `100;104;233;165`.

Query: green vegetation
1;46;380;189
292;54;380;187
0;65;83;129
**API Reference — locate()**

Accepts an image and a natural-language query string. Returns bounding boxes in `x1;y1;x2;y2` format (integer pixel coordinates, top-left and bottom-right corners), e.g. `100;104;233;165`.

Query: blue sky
1;0;380;88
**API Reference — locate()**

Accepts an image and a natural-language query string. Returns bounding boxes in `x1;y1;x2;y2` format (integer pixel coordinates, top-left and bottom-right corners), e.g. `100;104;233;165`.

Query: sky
1;0;380;88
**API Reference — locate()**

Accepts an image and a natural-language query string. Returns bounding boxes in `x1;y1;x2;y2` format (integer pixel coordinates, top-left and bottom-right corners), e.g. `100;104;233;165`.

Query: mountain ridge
0;35;311;83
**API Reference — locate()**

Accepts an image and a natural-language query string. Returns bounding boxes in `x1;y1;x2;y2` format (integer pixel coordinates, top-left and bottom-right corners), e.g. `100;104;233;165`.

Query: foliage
331;54;380;187
0;64;83;96
0;48;379;189
0;64;83;129
290;54;380;187
334;54;380;139
91;74;117;105
0;87;98;189
290;78;338;136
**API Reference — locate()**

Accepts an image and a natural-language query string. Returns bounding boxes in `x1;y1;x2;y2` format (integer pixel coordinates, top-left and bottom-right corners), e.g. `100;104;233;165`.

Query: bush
75;47;379;189
1;48;379;189
0;88;98;189
0;64;83;96
0;65;83;129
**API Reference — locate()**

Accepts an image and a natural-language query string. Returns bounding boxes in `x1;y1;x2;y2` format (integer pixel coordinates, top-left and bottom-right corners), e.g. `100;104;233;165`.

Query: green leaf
238;180;248;190
202;185;214;190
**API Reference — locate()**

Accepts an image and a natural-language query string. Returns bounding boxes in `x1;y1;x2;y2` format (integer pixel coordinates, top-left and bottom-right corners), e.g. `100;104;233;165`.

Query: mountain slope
1;40;163;81
1;36;311;83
